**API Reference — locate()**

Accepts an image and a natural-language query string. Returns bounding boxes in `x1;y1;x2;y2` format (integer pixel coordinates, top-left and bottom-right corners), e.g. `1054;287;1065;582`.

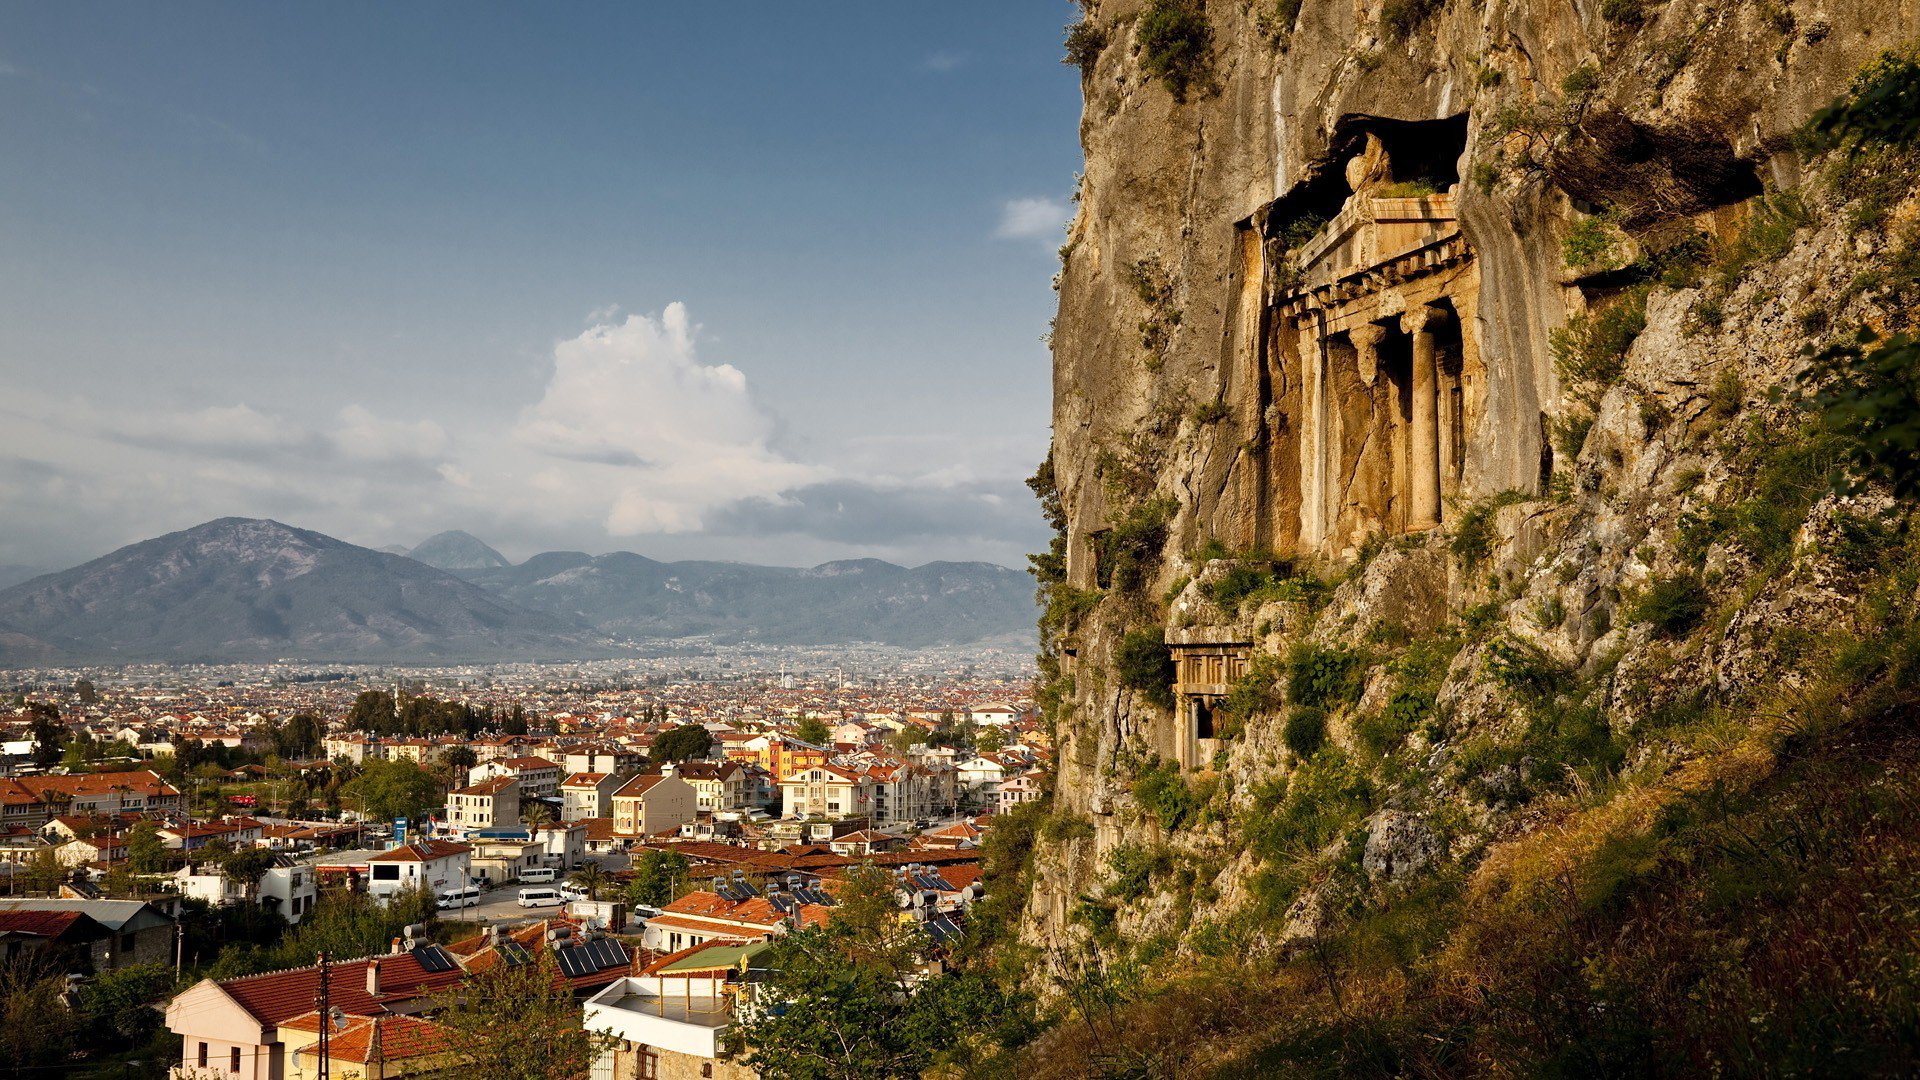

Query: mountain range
0;519;1038;665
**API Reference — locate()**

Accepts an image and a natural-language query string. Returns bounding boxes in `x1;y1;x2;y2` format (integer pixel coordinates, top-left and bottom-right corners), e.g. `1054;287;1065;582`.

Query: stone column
1350;323;1386;388
1404;307;1445;529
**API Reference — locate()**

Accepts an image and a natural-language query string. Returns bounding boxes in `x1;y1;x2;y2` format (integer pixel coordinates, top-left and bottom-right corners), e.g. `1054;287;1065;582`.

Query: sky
0;3;1085;574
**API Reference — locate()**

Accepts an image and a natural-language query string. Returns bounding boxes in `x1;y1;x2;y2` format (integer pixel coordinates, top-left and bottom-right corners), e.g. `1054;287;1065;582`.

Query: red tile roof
216;953;466;1026
0;909;104;940
367;840;470;863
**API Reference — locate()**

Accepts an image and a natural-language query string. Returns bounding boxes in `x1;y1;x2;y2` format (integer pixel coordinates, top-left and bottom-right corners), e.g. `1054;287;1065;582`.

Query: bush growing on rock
1116;625;1177;708
1628;573;1709;639
1282;705;1328;757
1135;0;1211;101
1286;643;1367;708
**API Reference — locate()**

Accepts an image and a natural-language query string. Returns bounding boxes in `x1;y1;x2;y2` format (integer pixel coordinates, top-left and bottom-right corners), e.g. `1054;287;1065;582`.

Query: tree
346;689;397;732
126;820;168;874
0;955;77;1078
276;712;325;759
521;799;555;830
649;723;714;763
795;716;831;746
567;862;609;901
342;758;440;823
76;962;173;1049
504;703;529;737
732;867;954;1079
433;951;610;1080
18;848;65;896
976;726;1009;754
886;726;930;754
26;703;63;769
72;678;98;705
220;847;280;902
623;849;688;907
442;745;478;774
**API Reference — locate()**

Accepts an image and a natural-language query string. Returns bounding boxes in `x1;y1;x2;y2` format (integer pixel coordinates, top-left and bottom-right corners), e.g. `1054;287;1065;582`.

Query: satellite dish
329;1007;348;1032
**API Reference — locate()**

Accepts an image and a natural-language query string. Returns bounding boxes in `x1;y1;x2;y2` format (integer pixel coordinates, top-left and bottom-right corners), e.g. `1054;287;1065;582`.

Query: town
0;647;1048;1078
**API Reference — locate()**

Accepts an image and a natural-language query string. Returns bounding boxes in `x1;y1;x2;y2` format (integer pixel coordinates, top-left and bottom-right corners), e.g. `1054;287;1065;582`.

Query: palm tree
567;863;608;901
521;799;555;830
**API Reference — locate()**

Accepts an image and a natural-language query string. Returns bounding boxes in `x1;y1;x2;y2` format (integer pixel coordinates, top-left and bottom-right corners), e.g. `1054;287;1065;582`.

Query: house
173;856;318;924
0;898;176;968
970;702;1022;726
323;733;385;764
0;770;182;827
467;835;548;885
165;946;469;1080
285;1012;461;1080
560;772;621;821
560;742;645;777
827;830;902;857
639;885;833;953
469;755;561;798
610;774;699;838
778;764;875;821
444;776;521;834
955;754;1009;800
159;817;265;851
667;760;748;813
917;819;987;850
385;737;459;765
55;834;126;866
364;840;471;902
533;821;587;868
998;772;1047;814
0;908;111;969
583;941;771;1080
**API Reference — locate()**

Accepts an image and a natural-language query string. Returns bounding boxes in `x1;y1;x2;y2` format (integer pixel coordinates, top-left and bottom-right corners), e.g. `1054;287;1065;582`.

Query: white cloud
921;51;967;73
331;404;448;463
994;196;1070;241
0;302;1041;569
514;303;823;535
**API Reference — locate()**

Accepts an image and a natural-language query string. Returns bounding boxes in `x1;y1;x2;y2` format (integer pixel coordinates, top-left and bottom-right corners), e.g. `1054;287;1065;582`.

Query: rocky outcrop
1021;0;1920;1038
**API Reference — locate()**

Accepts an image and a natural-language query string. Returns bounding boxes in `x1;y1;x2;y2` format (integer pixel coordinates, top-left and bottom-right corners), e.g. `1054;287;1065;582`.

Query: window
634;1048;659;1080
121;933;136;952
230;1047;241;1073
198;1043;208;1068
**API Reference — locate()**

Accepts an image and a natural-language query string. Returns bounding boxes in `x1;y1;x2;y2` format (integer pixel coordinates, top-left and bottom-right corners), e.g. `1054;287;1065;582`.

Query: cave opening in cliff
1258;113;1471;250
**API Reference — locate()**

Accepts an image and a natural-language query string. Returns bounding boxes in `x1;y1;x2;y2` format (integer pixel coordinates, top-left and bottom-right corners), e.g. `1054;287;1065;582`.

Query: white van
517;888;564;908
437;886;481;910
558;882;589;902
520;867;558;884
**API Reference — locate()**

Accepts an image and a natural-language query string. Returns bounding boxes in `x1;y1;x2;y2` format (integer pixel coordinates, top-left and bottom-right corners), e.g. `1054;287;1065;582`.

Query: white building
364;840;471;902
469;756;562;798
173;857;318;924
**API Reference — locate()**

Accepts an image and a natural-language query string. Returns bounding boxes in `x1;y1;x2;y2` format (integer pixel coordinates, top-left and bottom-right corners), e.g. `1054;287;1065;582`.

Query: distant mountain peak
0;518;599;665
409;530;510;571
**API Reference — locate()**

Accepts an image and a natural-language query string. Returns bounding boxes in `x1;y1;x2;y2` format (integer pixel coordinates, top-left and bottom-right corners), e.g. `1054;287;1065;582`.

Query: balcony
584;976;738;1060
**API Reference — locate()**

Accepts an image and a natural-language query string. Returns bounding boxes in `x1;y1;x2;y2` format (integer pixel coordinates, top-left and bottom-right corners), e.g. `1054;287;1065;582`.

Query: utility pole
315;951;331;1080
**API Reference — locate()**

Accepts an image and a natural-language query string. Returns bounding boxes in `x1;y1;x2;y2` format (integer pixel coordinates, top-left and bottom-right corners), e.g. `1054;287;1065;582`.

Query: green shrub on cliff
1552;286;1649;406
1117;625;1177;708
1286;643;1367;708
1136;0;1211;101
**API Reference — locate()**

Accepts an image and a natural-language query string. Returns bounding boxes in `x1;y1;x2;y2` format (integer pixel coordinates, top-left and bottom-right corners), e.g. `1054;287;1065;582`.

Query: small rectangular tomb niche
1169;641;1251;771
1250;115;1483;559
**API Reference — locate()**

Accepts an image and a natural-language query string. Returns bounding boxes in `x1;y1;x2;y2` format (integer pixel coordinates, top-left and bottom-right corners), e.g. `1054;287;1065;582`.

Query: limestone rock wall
1026;0;1920;974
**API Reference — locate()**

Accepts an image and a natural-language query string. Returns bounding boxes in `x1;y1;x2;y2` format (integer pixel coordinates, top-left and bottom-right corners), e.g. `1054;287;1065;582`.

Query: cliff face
1019;0;1920;1073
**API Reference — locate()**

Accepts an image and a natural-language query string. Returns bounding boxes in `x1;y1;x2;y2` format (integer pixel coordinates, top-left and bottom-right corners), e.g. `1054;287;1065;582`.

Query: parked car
517;888;564;908
438;886;481;910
